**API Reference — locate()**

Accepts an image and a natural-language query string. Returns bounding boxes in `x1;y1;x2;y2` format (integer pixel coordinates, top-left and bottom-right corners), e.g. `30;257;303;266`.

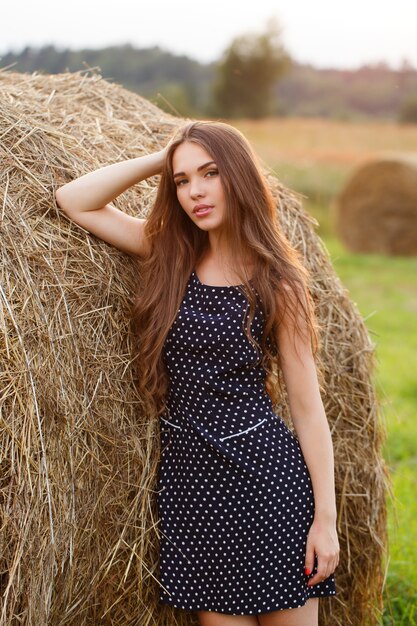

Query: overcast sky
1;0;416;70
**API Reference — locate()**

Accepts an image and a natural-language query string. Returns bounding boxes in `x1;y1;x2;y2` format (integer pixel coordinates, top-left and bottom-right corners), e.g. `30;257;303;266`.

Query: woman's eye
175;179;187;187
206;169;218;177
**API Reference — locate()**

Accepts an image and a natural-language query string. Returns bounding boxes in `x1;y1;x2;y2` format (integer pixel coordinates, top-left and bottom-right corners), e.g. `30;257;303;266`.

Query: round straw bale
333;155;417;255
0;68;390;626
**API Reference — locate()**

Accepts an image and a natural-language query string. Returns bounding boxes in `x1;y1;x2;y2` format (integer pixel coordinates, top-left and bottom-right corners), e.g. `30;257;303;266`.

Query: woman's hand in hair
160;131;181;161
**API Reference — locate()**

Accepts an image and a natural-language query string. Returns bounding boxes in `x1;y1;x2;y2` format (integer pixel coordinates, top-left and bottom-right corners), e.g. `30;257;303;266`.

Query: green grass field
233;118;417;625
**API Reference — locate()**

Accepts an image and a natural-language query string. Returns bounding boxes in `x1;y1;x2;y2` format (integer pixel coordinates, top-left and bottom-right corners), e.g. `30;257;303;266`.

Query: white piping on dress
160;416;182;429
219;418;267;441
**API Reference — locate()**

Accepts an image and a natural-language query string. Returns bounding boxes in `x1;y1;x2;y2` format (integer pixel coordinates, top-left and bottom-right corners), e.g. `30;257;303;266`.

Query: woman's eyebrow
173;161;216;179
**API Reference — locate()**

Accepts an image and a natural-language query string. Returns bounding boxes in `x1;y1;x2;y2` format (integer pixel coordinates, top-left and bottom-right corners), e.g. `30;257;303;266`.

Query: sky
1;0;416;71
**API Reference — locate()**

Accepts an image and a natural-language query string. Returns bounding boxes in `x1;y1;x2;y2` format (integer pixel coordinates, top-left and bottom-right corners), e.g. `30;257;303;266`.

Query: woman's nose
189;178;205;199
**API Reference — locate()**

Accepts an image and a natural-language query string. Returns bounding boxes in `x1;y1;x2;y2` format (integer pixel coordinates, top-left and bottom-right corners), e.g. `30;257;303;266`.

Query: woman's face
172;141;226;232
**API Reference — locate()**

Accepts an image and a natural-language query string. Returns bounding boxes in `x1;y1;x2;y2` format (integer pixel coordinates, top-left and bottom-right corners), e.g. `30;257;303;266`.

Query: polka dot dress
156;269;337;615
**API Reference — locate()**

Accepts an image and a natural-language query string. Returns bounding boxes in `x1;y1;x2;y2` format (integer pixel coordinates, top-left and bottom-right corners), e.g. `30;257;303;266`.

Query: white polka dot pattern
156;270;337;614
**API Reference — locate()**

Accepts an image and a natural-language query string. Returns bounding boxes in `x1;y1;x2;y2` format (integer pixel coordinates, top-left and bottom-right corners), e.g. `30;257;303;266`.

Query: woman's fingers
307;553;337;587
304;540;316;578
304;519;340;587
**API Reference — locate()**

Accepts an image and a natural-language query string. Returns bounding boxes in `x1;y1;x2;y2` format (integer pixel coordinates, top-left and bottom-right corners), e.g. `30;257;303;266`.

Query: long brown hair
130;121;323;417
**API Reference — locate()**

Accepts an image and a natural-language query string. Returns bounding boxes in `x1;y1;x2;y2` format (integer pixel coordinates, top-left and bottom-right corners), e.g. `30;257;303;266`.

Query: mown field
233;118;417;625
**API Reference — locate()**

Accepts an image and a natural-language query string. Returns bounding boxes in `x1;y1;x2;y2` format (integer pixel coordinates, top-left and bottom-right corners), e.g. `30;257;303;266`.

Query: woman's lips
194;206;213;217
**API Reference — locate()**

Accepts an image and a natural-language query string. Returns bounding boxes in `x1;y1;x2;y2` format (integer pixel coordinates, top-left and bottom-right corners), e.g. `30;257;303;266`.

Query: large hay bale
0;69;390;626
333;155;417;255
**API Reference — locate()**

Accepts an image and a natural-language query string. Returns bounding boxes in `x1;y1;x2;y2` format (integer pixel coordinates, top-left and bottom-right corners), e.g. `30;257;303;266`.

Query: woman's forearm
292;407;337;521
55;149;166;213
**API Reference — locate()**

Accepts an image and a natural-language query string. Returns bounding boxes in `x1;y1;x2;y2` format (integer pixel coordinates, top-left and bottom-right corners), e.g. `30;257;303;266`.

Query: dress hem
159;589;337;615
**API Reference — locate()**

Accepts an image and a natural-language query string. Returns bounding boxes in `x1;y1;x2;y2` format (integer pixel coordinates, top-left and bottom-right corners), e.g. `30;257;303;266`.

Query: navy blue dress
157;269;336;615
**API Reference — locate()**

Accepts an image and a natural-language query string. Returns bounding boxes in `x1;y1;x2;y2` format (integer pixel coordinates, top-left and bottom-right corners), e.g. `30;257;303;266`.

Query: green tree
153;82;196;118
211;18;292;119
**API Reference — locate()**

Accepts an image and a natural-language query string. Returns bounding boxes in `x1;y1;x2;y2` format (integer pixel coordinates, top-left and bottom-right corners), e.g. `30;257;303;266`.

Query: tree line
1;22;417;122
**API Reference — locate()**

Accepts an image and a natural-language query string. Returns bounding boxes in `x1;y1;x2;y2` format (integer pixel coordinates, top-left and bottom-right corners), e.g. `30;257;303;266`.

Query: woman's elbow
55;187;71;213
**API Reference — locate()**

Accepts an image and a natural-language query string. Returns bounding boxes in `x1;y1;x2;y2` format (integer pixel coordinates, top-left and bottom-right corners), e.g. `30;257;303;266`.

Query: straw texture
334;155;417;255
0;68;390;626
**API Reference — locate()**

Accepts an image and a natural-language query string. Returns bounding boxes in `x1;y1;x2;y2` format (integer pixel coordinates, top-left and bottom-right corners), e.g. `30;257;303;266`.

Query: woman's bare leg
196;610;260;626
257;598;319;626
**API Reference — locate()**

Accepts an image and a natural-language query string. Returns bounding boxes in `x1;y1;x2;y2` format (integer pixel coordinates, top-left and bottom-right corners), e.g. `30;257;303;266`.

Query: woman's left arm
276;282;340;587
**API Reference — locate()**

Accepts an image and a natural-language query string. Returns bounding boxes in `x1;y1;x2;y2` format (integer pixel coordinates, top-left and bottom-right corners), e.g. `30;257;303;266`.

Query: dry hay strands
333;153;417;256
0;68;390;626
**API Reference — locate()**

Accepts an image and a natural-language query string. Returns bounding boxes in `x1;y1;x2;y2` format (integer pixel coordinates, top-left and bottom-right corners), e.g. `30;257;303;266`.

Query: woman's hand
304;517;340;587
160;134;177;162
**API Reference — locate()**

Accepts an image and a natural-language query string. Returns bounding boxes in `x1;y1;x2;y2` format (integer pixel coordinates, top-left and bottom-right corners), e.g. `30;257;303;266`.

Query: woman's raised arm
55;149;166;258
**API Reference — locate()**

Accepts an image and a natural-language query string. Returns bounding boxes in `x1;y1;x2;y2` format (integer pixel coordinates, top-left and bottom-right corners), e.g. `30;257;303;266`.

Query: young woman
55;121;339;626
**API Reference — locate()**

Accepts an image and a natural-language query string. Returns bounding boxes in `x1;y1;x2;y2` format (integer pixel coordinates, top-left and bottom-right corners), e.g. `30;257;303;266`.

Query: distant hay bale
0;68;390;626
334;155;417;255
